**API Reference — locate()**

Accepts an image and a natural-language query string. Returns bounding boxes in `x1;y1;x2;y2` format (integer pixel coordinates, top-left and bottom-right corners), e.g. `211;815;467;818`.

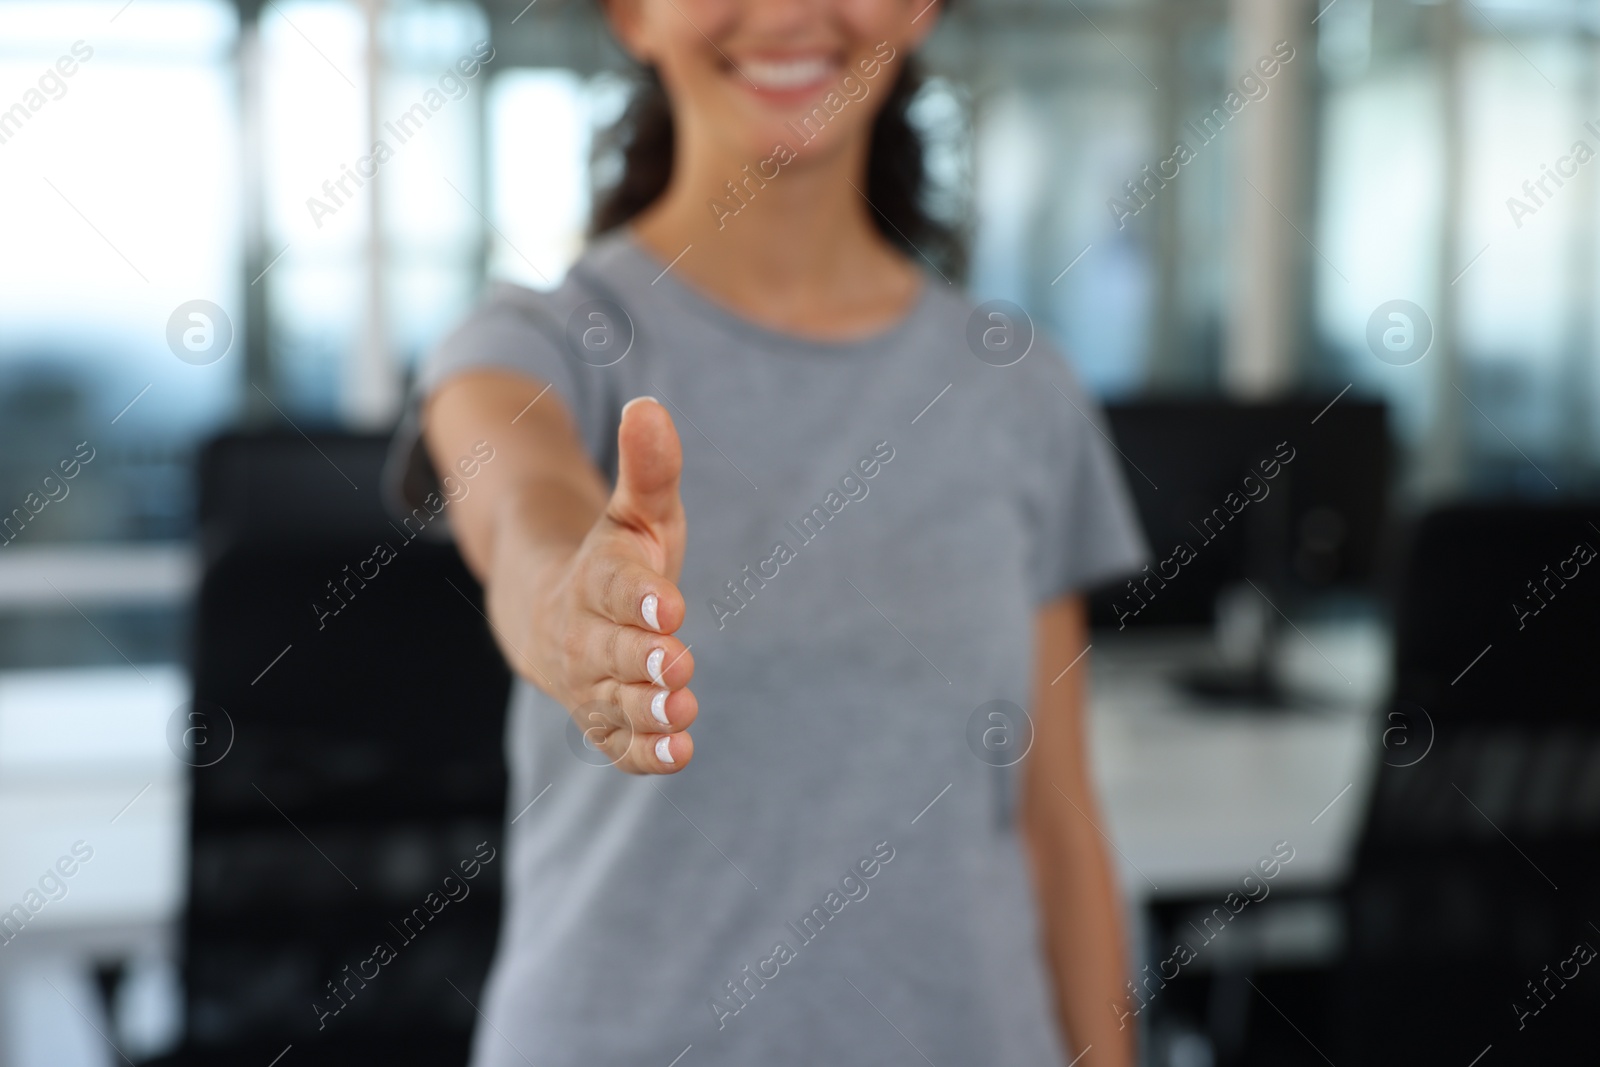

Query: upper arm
422;369;609;578
1025;594;1094;805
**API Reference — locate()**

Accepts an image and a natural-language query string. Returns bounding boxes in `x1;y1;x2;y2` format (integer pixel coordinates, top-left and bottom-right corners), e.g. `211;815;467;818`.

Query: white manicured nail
622;395;659;414
651;689;669;725
641;593;660;632
647;647;666;687
655;735;674;764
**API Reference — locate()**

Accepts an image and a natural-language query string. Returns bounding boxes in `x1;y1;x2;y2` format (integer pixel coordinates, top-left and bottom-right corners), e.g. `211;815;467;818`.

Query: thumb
609;396;684;538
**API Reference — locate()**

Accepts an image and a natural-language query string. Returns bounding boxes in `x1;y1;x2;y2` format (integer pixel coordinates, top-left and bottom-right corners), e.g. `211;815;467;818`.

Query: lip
729;52;844;106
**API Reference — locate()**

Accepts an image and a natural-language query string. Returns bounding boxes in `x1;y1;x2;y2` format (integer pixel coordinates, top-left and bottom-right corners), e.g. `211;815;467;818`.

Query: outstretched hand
526;397;696;773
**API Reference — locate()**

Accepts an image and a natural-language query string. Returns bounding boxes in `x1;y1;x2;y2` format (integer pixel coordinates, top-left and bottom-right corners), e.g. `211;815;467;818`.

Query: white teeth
742;57;834;90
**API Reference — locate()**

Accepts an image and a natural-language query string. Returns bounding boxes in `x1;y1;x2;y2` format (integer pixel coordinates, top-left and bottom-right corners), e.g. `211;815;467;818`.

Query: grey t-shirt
399;231;1147;1067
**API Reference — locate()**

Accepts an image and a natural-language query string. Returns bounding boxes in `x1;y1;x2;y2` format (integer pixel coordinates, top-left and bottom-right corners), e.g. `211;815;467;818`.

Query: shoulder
914;289;1149;596
916;282;1099;436
451;233;641;340
423;232;645;382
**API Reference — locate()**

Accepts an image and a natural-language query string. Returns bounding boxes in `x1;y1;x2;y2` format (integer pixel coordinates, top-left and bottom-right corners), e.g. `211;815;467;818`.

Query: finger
582;553;687;634
605;680;698;735
569;699;632;759
583;622;695;688
609;396;683;535
614;727;694;775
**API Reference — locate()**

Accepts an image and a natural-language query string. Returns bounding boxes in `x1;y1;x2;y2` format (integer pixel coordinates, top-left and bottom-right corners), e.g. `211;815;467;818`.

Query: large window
0;0;240;547
1;0;1597;571
1313;0;1600;495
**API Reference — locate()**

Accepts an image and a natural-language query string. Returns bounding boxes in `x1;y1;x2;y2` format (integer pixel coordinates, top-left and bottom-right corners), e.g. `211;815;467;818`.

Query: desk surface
0;626;1388;930
1089;621;1388;901
0;666;187;932
0;636;1386;1064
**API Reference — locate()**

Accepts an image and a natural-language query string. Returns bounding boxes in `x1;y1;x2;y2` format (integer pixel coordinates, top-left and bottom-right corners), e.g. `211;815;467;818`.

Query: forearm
1023;793;1136;1067
427;380;693;775
1025;597;1136;1067
479;476;600;675
422;371;611;694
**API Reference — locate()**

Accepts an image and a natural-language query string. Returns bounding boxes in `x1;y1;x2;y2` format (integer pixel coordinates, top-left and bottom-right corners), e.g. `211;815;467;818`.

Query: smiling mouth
737;55;840;95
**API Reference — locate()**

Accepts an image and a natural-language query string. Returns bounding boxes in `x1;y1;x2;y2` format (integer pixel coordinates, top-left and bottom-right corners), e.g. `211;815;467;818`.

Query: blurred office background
1;0;1597;1064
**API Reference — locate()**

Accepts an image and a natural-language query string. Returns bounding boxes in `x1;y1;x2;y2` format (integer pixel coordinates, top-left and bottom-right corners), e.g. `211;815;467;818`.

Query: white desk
0;627;1388;1065
1089;621;1388;903
0;666;188;1067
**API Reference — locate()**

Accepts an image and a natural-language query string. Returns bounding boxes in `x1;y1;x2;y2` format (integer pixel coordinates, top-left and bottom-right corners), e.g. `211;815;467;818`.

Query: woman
404;0;1148;1061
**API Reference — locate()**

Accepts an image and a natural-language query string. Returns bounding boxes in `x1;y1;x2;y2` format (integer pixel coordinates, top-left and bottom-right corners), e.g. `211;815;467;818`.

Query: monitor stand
1173;583;1302;710
1179;658;1289;706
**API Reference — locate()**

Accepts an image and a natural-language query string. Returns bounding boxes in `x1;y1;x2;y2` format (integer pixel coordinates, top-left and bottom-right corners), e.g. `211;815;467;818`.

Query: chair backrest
1388;502;1599;720
1340;501;1600;1064
173;431;509;1064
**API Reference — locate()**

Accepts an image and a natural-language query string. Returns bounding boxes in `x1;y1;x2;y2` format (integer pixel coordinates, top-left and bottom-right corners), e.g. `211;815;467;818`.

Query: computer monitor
1088;396;1391;704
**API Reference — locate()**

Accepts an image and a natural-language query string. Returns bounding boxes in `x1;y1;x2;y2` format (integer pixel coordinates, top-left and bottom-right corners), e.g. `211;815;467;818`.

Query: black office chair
143;431;510;1066
1337;502;1600;1065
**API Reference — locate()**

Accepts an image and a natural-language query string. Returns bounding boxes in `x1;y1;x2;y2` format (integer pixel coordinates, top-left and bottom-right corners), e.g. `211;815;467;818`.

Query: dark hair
590;58;964;278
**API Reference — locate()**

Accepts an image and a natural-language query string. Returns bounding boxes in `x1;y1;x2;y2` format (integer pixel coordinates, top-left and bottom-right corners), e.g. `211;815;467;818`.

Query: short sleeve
383;284;620;521
1024;356;1150;604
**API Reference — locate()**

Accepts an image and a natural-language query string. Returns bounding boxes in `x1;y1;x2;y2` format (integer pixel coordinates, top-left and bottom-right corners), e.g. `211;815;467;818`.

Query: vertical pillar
1421;0;1466;495
346;0;402;429
1223;0;1313;397
1146;8;1186;390
1559;38;1597;472
239;7;274;425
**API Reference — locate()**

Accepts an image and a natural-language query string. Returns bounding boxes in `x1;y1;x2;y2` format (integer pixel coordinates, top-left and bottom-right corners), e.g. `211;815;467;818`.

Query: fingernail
623;395;659;414
651;689;669;725
647;647;666;687
641;593;660;632
655;735;675;764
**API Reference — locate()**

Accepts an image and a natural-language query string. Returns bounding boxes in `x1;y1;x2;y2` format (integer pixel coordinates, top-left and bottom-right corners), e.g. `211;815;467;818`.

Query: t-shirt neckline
603;225;935;357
